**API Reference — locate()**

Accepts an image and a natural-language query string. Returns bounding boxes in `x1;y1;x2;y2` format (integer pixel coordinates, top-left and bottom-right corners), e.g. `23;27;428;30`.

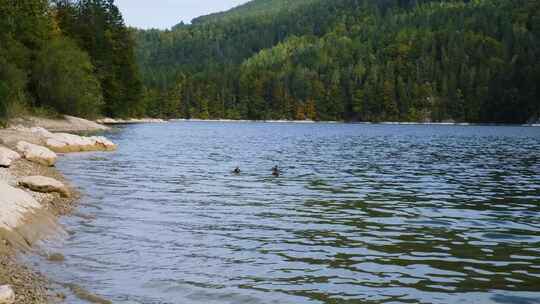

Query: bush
0;83;8;127
0;54;28;126
33;37;103;118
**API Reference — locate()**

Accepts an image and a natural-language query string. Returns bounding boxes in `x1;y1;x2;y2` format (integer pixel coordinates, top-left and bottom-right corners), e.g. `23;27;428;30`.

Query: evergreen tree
135;0;540;123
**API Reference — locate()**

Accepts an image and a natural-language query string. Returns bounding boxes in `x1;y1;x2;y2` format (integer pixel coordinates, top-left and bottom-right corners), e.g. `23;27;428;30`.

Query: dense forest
190;0;318;25
1;0;539;124
0;0;144;125
137;0;540;123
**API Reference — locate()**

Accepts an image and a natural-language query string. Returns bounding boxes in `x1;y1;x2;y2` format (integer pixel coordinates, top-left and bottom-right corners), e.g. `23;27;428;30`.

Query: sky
115;0;251;29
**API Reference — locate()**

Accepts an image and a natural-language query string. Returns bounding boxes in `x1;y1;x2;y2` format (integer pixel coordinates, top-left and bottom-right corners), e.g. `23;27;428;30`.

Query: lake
32;122;540;304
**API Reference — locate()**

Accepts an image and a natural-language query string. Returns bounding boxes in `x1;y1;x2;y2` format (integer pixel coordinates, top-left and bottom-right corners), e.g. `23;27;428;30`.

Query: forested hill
191;0;317;24
0;0;145;125
1;1;539;124
136;0;540;123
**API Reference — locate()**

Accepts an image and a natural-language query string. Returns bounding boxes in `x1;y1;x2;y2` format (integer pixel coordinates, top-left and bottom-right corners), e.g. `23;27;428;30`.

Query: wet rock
18;176;71;198
55;292;66;301
15;141;57;167
73;212;96;220
0;285;15;304
87;136;117;152
64;283;112;304
47;253;65;262
0;147;21;168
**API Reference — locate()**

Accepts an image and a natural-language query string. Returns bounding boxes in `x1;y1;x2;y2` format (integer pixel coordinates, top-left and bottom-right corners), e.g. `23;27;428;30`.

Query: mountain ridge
190;0;319;24
135;0;540;123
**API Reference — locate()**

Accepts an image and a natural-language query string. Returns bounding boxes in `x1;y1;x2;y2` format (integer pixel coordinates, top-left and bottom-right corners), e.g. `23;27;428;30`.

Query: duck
272;165;281;177
233;167;241;174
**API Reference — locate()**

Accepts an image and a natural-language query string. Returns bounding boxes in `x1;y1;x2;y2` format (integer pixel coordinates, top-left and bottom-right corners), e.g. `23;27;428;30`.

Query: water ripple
34;123;540;304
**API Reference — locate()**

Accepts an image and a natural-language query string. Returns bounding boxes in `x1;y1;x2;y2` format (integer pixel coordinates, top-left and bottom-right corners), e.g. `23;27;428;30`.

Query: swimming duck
272;165;281;177
233;167;241;174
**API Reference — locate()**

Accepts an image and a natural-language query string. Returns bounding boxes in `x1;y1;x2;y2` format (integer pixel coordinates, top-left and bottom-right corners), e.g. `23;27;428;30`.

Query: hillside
191;0;318;24
135;0;539;123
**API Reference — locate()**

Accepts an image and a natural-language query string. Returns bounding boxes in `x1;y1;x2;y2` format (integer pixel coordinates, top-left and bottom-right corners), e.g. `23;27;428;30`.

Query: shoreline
0;115;116;304
1;115;537;303
170;118;540;127
92;116;540;127
9;115;109;133
0;160;78;303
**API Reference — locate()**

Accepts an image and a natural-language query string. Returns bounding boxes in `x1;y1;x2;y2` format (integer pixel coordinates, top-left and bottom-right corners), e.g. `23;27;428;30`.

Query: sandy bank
9;116;109;133
0;116;115;303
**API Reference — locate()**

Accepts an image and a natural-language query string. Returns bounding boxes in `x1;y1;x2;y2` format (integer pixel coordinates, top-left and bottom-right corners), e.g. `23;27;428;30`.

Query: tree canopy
1;0;538;124
0;0;143;124
136;0;540;123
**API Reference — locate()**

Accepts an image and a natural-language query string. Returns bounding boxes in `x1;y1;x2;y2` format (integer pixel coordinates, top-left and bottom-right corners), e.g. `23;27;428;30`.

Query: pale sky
115;0;251;29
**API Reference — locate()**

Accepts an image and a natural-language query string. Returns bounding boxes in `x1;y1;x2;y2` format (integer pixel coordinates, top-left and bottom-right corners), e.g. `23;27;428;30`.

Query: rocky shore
96;117;166;125
9;116;109;133
0;116;116;304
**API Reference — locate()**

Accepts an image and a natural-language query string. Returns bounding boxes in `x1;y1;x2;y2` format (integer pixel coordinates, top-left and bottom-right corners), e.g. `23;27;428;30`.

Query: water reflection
34;123;540;304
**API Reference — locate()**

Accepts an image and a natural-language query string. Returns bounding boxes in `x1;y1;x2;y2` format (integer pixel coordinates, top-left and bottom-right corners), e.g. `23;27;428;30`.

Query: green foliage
0;53;28;125
2;0;537;122
0;85;9;127
191;0;317;24
54;0;145;117
136;0;540;123
0;0;143;122
33;38;103;118
0;0;52;50
0;0;48;124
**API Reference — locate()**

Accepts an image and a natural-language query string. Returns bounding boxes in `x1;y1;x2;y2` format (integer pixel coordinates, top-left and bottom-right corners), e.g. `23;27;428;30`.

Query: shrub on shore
0;0;143;122
33;38;104;119
0;55;27;127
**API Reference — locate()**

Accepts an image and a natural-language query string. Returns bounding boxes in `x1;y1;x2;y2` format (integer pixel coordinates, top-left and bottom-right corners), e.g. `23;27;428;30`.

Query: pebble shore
0;116;113;304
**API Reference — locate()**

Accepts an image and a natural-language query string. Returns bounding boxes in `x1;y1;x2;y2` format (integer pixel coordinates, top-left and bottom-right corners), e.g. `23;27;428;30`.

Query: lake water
33;122;540;304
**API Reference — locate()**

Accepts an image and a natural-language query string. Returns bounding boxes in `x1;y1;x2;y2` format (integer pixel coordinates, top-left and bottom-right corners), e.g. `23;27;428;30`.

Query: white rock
0;182;42;231
15;141;57;167
6;125;28;132
88;136;117;151
39;131;117;153
0;147;21;168
18;176;71;198
96;117;117;124
29;127;54;137
8;125;117;153
0;285;15;304
97;117;166;124
44;133;94;153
